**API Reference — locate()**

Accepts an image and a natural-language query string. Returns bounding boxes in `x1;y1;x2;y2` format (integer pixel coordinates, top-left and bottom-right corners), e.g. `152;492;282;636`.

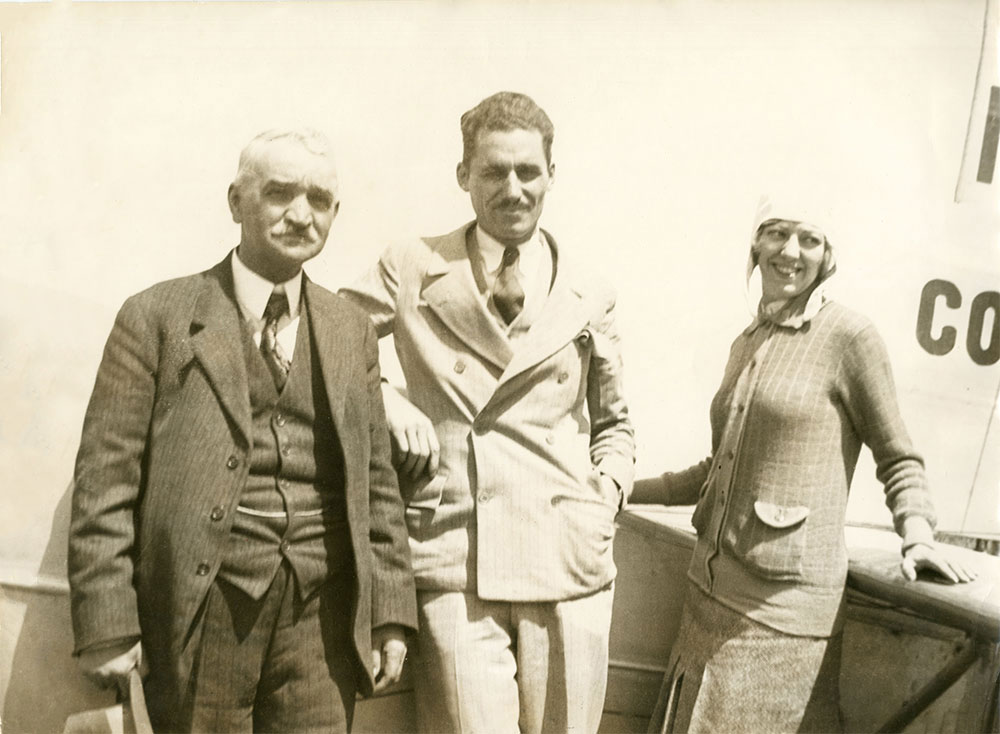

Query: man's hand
381;383;440;483
901;543;978;584
77;639;147;697
371;624;408;693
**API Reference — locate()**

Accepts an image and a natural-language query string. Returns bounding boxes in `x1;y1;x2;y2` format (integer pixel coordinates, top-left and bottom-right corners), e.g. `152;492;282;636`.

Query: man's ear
547;162;556;190
456;161;470;192
227;183;242;223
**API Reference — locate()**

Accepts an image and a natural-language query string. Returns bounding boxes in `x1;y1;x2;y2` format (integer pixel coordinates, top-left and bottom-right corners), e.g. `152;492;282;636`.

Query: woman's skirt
647;584;843;734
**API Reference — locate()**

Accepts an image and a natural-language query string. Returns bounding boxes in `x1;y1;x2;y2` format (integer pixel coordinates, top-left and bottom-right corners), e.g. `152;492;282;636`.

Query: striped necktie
261;289;291;390
493;246;525;324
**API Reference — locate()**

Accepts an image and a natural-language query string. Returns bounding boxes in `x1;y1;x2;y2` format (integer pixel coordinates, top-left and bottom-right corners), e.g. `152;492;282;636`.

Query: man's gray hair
233;128;336;190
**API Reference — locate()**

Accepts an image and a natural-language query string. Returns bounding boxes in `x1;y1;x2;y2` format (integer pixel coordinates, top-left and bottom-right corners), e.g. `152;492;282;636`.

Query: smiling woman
630;192;977;733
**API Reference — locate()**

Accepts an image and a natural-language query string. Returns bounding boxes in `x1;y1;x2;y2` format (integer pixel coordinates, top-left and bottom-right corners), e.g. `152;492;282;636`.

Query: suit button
454;361;466;374
209;506;225;521
226;455;240;470
275;413;287;426
195;562;210;576
558;372;569;384
280;540;291;552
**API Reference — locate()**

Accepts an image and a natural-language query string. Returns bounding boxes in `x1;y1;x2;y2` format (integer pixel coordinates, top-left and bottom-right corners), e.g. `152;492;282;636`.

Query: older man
69;128;417;732
341;92;635;733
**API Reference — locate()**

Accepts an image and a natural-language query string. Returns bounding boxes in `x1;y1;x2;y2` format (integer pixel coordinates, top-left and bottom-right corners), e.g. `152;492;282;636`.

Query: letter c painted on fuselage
916;279;960;356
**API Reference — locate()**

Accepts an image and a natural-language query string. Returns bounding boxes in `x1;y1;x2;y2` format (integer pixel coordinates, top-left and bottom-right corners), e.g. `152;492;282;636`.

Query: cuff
900;515;936;553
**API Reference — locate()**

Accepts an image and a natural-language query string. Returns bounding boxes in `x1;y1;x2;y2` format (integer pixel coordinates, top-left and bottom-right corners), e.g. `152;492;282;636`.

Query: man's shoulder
548;238;618;308
380;223;473;266
120;262;223;315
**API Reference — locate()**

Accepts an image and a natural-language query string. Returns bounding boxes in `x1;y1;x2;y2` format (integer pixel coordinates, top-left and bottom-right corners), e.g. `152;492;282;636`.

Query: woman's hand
901;543;978;583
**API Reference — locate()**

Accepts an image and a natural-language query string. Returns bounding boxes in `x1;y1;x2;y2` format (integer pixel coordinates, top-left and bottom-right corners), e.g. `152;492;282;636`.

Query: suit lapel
421;225;514;371
303;278;348;429
497;232;590;386
189;257;252;446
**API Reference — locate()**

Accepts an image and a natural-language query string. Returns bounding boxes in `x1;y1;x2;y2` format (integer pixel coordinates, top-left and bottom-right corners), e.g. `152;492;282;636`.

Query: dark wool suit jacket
68;255;417;695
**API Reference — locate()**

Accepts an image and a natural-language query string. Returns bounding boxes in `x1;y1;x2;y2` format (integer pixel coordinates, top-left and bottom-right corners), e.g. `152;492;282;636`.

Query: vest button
280;540;291;553
226;455;240;470
274;413;287;427
281;445;291;457
209;506;225;521
195;562;210;576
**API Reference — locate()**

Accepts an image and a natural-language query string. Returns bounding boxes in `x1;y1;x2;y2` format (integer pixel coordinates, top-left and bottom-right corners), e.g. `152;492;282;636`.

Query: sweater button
195;562;210;576
209;506;225;521
226;455;240;470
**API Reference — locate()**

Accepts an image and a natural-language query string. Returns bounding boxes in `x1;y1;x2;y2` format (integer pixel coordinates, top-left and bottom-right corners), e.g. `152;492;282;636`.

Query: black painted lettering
967;291;1000;366
916;279;960;356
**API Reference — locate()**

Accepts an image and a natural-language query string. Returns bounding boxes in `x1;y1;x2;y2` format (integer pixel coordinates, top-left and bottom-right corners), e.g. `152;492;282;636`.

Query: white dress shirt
231;248;303;360
476;224;553;326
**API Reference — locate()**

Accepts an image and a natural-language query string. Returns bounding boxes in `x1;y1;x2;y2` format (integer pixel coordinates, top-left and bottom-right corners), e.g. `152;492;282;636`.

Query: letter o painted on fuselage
967;291;1000;366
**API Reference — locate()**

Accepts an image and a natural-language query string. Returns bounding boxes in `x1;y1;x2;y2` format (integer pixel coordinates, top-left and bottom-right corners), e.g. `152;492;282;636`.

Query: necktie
493;246;525;324
261;289;291;390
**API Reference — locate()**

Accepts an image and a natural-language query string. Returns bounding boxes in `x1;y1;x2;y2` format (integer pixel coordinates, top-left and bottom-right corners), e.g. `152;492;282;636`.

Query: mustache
496;198;531;210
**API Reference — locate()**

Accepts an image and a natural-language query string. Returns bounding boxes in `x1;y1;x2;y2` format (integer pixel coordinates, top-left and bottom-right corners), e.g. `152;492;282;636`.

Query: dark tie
261;289;291;390
493;246;525;324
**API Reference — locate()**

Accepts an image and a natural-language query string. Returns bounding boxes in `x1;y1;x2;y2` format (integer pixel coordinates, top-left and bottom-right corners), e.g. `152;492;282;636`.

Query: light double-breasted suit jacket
68;255;417;695
341;223;635;602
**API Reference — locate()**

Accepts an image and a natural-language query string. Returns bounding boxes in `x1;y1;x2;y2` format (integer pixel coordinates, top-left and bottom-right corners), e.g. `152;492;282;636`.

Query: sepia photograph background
0;0;997;729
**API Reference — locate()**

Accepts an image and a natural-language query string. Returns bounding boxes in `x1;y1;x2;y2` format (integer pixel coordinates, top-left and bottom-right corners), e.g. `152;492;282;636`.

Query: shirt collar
475;223;545;274
231;248;303;323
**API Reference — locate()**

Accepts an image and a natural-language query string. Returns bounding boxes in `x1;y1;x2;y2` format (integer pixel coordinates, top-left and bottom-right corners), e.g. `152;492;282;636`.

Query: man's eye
265;187;294;202
309;193;333;210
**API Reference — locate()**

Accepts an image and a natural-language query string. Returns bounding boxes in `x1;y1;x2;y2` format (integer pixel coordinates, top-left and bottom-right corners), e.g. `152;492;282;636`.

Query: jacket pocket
731;500;810;581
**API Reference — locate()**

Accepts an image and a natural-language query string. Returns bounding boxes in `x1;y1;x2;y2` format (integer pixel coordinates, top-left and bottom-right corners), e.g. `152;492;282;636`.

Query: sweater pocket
731;500;810;581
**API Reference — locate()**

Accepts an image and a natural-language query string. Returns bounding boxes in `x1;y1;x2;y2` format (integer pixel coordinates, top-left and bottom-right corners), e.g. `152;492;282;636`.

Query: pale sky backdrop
1;0;998;578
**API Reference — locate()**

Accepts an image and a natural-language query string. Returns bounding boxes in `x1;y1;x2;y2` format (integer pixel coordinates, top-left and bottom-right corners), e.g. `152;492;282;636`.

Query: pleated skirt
647;584;843;734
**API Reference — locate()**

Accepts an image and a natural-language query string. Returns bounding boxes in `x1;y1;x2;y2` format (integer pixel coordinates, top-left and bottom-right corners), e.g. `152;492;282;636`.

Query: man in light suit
341;92;635;733
69;128;417;733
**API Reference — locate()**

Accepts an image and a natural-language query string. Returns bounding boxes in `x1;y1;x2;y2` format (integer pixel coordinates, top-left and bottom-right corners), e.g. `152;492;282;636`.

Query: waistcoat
217;302;351;600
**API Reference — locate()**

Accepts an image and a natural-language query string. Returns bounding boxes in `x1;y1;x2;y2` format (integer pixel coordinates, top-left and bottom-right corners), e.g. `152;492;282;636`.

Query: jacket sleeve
339;243;405;337
586;288;636;500
838;323;937;545
362;319;418;630
68;296;156;654
629;459;712;506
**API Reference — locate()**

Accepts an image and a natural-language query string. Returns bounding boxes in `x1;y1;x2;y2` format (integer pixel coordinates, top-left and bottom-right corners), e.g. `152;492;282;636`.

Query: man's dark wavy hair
460;91;554;166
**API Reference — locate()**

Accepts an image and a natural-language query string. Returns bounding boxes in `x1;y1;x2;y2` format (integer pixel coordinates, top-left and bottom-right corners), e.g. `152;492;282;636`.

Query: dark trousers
148;563;358;733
